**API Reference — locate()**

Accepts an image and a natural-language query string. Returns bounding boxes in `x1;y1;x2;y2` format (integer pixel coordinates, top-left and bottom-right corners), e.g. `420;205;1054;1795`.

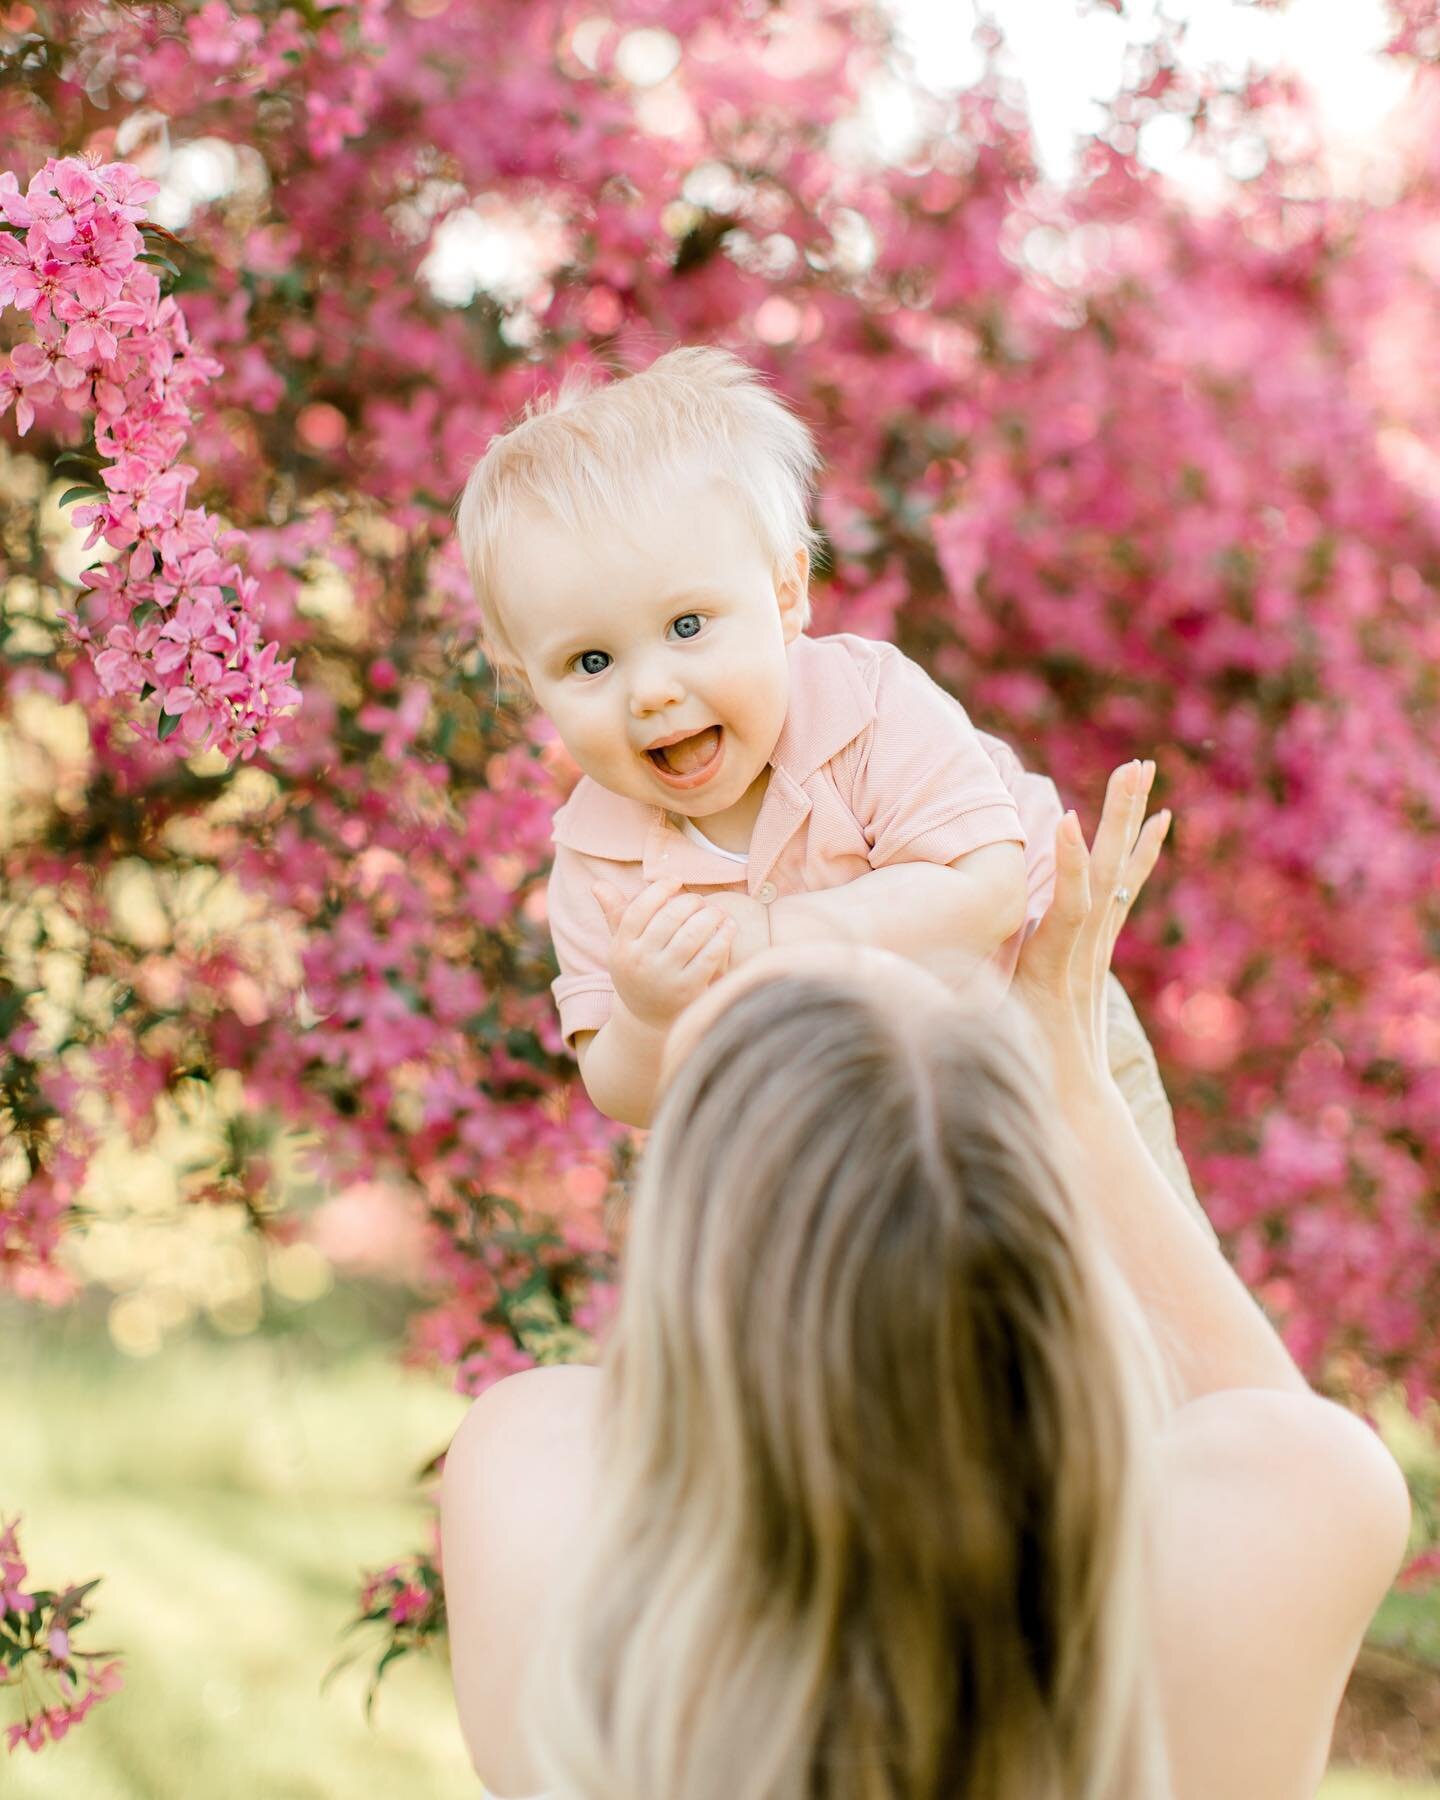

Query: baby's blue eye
672;613;702;639
576;650;610;676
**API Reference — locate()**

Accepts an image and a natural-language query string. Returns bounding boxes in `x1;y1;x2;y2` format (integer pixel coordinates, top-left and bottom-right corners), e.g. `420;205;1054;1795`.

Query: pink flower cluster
0;157;299;759
185;0;388;161
1399;1544;1440;1593
0;1519;122;1755
344;1537;446;1715
0;1011;93;1296
356;1559;436;1630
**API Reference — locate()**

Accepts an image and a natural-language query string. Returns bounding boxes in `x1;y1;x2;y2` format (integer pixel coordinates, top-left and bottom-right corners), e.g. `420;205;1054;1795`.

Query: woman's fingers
1018;760;1164;989
1087;760;1150;911
1104;805;1170;956
1019;813;1089;981
1078;760;1155;975
1059;810;1093;923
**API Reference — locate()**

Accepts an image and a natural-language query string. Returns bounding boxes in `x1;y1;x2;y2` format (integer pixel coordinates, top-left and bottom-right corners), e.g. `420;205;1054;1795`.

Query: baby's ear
774;545;810;640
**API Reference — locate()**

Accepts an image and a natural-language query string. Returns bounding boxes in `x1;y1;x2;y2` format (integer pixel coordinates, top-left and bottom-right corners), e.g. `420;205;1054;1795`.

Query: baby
456;347;1211;1234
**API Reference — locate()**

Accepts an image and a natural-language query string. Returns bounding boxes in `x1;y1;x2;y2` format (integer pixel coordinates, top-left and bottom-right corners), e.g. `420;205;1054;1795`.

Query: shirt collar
550;633;876;863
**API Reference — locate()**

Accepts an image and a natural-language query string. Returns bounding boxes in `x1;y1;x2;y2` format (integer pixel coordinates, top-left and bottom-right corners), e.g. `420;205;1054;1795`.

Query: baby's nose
628;668;685;714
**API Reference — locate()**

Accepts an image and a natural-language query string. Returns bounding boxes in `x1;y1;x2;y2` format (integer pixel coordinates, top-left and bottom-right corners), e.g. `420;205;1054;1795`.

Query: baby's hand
593;878;736;1031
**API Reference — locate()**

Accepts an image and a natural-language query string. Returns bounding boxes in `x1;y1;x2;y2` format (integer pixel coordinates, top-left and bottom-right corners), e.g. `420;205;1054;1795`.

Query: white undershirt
679;816;750;866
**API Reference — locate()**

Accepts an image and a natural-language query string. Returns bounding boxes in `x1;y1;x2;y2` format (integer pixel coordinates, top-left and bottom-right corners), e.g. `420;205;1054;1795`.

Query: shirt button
756;881;778;905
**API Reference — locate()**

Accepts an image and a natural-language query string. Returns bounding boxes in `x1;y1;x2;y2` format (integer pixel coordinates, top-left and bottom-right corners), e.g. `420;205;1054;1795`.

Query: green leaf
0;986;36;1038
364;1643;411;1720
220;585;238;603
504;1029;550;1072
157;709;184;742
58;485;103;507
319;1646;362;1695
53;449;101;471
51;1579;101;1617
131;601;160;625
137;252;182;280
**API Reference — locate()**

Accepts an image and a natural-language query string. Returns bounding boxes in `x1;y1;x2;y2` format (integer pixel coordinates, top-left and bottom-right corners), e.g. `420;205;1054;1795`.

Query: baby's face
496;463;806;818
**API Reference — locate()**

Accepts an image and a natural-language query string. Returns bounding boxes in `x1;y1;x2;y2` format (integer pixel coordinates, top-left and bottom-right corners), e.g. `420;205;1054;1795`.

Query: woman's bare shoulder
1147;1387;1411;1800
442;1363;603;1593
441;1364;603;1794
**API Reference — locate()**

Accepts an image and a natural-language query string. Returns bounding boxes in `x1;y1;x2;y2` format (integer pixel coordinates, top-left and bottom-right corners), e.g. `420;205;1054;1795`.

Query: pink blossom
188;0;263;68
23;162;101;247
357;681;429;761
54;291;147;363
93;620;162;696
388;1582;428;1625
152;595;236;673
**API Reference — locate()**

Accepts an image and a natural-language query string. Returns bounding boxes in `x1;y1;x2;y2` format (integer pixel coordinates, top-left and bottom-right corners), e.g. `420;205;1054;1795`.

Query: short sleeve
850;649;1026;868
546;844;616;1050
973;727;1064;929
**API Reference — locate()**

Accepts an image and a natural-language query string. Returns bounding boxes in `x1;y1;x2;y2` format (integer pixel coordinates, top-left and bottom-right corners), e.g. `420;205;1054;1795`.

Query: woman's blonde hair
454;345;826;684
532;967;1177;1800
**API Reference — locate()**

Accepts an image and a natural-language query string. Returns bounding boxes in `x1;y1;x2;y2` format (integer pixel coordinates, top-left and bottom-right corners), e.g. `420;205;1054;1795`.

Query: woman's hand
1011;758;1170;1116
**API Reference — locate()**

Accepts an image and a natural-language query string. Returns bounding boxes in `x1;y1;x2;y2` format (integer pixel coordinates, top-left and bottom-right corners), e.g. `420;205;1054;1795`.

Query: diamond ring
1114;886;1132;906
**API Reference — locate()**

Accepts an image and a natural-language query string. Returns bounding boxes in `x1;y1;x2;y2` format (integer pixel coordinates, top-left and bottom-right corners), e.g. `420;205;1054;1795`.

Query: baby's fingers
666;907;725;963
605;876;682;942
687;915;736;977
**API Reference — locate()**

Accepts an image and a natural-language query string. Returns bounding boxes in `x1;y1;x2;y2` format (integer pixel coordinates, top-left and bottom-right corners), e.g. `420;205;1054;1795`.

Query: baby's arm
573;1009;666;1130
572;849;1024;1121
575;877;734;1128
768;840;1027;964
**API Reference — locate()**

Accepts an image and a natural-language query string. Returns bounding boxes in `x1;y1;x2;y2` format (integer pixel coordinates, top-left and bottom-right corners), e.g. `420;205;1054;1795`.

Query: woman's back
442;1364;1409;1800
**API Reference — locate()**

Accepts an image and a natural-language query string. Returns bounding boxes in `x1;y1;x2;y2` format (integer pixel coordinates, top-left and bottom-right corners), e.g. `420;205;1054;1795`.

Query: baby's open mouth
647;726;722;776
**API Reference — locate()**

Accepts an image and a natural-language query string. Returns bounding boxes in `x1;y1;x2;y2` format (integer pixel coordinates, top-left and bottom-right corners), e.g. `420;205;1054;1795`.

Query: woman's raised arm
1012;758;1310;1406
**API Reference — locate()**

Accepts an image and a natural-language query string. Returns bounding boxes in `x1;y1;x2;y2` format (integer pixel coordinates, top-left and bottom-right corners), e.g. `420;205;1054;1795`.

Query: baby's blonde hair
454;345;827;683
532;965;1178;1800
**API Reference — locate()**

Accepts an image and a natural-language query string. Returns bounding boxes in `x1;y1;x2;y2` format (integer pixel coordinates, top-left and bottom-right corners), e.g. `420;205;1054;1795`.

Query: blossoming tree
2;0;1438;1749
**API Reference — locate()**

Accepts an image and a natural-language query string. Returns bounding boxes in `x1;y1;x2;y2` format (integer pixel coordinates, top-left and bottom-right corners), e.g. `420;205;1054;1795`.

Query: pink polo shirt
546;632;1065;1049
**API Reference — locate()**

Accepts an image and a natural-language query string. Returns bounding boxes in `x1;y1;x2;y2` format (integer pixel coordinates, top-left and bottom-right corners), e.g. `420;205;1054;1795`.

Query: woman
441;761;1411;1799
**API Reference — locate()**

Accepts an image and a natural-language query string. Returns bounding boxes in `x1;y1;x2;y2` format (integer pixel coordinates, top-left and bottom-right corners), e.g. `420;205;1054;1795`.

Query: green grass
1;1299;1436;1798
1;1299;475;1799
